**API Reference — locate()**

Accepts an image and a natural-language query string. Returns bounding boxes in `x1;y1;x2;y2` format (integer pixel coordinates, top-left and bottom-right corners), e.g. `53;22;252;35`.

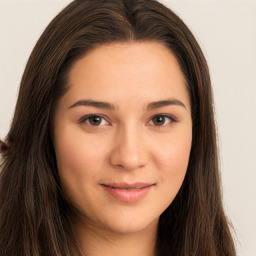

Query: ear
0;140;9;153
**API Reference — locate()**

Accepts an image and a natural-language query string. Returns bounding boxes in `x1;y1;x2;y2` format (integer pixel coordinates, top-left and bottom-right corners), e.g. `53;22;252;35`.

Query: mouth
102;182;154;188
100;182;155;202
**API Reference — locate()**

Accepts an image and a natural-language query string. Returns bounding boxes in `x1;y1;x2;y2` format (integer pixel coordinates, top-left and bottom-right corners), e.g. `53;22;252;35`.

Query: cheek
53;129;106;199
55;138;88;176
153;128;192;170
153;129;192;194
54;126;105;173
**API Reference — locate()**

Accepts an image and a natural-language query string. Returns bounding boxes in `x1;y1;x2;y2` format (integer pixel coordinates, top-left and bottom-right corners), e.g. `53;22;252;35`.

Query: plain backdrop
0;0;255;255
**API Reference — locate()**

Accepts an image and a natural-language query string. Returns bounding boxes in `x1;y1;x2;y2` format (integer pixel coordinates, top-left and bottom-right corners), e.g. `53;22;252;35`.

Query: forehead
63;41;190;110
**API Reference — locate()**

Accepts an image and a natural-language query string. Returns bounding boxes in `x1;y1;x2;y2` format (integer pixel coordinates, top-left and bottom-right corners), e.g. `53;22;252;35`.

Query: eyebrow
69;99;116;110
146;98;187;111
68;98;187;111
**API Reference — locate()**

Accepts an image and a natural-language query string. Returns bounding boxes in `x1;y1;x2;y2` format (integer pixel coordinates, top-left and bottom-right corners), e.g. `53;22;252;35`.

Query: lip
101;182;155;203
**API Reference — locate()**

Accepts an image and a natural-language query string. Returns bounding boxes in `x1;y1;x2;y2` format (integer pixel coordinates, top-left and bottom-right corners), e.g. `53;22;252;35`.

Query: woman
0;0;236;255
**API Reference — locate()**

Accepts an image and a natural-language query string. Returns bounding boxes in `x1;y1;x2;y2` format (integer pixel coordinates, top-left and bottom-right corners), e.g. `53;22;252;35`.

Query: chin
97;213;159;236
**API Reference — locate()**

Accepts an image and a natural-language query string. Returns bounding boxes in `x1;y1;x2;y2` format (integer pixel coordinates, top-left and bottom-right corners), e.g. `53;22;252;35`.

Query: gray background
0;0;255;255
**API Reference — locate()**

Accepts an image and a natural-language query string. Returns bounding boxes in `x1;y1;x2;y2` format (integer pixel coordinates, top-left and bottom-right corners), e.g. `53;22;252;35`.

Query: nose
109;125;149;171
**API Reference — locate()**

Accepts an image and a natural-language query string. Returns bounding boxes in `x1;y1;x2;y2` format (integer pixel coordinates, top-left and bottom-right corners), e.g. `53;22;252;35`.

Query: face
53;41;192;236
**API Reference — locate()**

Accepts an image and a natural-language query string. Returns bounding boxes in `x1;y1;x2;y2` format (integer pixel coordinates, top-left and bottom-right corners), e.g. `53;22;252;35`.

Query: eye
149;114;176;127
79;115;109;126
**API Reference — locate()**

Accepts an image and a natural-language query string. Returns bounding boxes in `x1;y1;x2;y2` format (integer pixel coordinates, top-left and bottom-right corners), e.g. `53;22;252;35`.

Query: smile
101;183;155;203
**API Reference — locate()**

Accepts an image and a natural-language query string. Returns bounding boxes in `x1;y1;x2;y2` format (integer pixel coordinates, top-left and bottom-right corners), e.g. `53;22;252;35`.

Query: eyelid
78;114;110;126
78;113;177;127
147;114;177;127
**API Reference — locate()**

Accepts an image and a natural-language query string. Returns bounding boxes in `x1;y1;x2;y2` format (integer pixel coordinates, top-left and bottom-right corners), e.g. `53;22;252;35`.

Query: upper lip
101;182;155;189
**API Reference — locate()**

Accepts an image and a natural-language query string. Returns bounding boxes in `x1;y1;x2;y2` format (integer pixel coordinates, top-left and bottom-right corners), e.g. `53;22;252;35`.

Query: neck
75;218;158;256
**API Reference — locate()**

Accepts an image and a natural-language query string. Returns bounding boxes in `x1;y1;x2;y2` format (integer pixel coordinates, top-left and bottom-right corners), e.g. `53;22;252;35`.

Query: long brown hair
0;0;236;255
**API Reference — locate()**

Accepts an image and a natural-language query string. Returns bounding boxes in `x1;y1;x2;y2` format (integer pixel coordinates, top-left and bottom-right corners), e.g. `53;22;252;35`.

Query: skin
53;41;192;256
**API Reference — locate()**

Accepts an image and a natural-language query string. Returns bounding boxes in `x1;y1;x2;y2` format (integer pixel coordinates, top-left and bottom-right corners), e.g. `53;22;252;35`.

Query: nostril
110;148;148;170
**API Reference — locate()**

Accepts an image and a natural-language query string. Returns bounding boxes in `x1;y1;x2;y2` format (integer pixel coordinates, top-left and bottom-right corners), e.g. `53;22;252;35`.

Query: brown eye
79;115;109;126
88;116;102;126
152;115;166;126
150;115;176;127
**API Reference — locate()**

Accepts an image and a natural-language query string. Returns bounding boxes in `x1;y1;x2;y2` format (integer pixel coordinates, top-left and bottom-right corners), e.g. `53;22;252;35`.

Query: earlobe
0;140;9;153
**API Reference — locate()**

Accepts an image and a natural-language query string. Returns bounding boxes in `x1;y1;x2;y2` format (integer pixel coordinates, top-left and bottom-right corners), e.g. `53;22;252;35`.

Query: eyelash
78;114;177;128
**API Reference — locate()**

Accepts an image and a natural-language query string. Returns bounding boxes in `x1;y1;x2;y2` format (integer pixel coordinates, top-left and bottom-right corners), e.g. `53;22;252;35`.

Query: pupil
89;116;102;125
153;116;165;125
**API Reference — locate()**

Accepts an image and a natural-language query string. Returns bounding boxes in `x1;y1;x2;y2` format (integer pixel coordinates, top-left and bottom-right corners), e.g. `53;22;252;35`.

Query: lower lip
102;185;152;203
